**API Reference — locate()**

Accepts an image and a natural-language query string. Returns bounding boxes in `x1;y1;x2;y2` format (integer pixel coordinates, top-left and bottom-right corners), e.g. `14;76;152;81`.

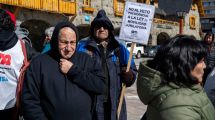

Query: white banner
119;2;155;44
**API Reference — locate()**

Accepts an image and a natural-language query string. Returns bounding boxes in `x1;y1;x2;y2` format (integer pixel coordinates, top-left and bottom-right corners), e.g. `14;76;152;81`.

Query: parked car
145;45;160;57
115;36;145;59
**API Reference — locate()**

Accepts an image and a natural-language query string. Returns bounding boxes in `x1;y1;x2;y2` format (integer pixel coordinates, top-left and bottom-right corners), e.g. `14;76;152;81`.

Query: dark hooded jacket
0;9;18;51
22;21;105;120
77;10;137;120
0;9;37;57
0;29;37;60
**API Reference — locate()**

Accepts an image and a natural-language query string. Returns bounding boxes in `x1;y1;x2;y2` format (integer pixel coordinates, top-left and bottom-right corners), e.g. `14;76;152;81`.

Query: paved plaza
126;58;148;120
126;83;147;120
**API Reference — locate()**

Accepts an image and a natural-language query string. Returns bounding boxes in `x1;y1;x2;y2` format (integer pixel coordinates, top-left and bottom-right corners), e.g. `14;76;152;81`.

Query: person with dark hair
77;9;137;120
204;32;215;109
21;21;105;120
0;9;37;120
137;35;215;120
204;32;214;48
203;32;215;85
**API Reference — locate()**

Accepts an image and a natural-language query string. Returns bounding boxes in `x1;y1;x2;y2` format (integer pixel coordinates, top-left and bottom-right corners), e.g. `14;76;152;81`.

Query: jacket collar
137;62;203;105
84;37;120;56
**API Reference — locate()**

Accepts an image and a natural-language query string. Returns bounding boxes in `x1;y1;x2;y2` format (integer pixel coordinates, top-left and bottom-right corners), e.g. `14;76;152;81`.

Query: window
117;1;124;13
205;10;209;14
82;0;94;12
204;9;215;15
203;1;215;7
127;43;132;47
191;4;197;10
83;0;90;6
189;16;196;29
203;2;210;7
201;19;210;23
211;2;215;6
136;44;144;47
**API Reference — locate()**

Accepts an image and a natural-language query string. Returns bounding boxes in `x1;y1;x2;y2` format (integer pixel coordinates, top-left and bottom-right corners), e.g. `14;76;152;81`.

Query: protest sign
119;2;155;44
118;2;155;119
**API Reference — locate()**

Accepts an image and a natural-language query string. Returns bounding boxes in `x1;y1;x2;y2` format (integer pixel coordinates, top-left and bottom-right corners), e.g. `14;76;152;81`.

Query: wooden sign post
117;1;155;119
117;42;136;119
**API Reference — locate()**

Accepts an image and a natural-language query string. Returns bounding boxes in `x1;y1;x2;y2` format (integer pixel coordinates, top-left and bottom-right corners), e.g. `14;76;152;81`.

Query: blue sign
85;15;90;22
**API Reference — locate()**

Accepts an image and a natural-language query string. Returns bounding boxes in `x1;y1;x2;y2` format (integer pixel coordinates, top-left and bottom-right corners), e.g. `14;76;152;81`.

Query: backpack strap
20;39;28;66
15;39;30;115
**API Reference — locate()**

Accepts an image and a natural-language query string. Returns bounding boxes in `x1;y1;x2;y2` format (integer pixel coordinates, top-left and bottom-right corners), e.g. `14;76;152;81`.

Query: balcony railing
0;0;76;15
154;18;179;26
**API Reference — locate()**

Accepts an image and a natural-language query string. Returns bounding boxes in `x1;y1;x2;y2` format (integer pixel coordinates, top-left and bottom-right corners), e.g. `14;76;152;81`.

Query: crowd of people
1;8;215;120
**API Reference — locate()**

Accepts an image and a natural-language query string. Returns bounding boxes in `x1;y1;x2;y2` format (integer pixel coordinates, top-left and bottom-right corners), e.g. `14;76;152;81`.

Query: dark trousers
0;107;18;120
104;102;111;120
141;113;147;120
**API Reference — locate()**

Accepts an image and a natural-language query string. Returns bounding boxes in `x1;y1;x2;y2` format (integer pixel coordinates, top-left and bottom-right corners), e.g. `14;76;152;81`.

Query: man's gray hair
45;27;54;37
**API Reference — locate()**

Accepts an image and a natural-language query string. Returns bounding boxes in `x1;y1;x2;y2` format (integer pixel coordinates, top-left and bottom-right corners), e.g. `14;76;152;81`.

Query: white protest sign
119;2;155;44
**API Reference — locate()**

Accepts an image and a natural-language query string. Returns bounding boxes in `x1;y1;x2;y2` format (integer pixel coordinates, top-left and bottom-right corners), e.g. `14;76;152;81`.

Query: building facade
201;0;215;33
0;0;204;51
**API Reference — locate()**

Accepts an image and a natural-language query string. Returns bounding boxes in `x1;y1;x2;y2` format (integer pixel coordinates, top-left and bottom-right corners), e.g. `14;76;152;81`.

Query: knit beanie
5;10;16;27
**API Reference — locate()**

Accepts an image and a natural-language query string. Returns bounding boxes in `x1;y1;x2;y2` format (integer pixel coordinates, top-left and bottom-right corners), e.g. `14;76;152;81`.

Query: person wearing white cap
41;26;54;53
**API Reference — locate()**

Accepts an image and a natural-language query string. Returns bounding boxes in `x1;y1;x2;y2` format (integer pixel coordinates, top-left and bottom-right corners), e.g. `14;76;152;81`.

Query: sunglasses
94;24;109;29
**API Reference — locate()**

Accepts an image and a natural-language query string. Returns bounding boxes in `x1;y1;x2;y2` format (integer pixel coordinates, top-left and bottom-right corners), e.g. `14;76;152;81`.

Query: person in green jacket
137;34;215;120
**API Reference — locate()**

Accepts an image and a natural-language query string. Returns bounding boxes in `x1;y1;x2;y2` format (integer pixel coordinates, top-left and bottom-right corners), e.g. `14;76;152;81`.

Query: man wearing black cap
77;9;137;120
22;21;105;120
0;9;37;120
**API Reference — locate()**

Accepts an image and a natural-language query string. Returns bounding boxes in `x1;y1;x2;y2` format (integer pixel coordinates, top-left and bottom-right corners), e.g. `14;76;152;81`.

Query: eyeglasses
59;40;76;46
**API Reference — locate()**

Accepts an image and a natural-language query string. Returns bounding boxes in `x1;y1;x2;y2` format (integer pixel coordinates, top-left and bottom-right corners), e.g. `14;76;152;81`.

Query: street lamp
177;11;187;34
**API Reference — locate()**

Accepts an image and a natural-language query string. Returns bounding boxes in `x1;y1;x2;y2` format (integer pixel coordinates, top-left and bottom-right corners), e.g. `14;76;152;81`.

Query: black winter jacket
22;21;105;120
22;51;105;120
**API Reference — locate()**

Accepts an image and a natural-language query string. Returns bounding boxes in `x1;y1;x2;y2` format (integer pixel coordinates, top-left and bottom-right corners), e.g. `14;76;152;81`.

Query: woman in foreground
137;35;215;120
